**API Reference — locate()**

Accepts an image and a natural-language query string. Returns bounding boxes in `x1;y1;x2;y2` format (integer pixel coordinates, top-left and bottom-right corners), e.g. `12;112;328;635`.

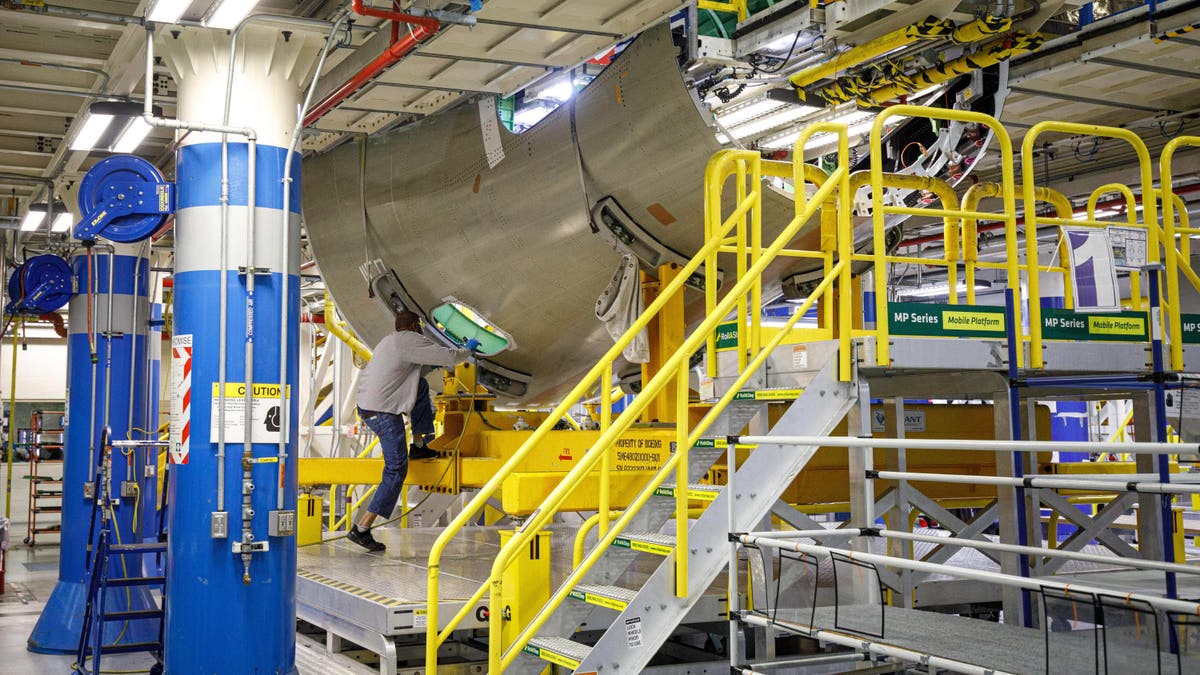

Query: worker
347;309;479;552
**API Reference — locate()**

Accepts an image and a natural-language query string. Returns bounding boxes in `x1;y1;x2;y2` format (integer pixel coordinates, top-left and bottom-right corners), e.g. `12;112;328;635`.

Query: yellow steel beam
500;471;659;515
298;457;382;486
857;32;1044;105
789;16;954;89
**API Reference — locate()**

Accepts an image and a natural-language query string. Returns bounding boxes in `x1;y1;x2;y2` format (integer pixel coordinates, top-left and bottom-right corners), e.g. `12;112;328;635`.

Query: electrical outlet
83;481;96;499
121;481;138;498
211;511;228;539
269;510;296;537
144;465;156;478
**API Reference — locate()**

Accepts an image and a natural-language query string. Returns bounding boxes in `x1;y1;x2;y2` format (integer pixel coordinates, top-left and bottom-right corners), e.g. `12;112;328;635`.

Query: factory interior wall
0;339;67;402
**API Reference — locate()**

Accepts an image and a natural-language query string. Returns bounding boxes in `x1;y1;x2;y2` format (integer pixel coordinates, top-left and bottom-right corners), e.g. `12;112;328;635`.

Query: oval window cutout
430;298;515;357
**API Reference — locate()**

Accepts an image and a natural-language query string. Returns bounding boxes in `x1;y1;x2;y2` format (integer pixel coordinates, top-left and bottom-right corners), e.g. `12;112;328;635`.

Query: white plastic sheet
595;255;649;364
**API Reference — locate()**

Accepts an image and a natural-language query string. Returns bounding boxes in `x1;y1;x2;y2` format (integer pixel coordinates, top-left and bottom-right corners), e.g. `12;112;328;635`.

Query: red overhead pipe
37;313;67;339
303;1;439;127
899;183;1200;248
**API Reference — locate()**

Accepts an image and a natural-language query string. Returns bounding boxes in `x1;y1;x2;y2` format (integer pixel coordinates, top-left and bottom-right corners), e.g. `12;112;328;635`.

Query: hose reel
5;254;73;315
75;155;174;243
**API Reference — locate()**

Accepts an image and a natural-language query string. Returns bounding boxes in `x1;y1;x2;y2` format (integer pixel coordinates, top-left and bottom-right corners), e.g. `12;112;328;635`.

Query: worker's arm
404;335;470;367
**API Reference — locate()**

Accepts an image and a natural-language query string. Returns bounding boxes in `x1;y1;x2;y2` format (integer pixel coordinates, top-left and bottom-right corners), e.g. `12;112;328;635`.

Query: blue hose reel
5;254;73;315
75;155;174;243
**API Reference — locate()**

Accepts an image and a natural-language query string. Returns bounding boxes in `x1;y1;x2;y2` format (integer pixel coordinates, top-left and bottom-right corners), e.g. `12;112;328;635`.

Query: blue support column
28;247;156;653
164;141;300;673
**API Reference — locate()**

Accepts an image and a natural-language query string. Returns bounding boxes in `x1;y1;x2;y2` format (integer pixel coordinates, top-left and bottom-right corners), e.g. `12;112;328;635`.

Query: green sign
1182;314;1200;344
889;302;1007;338
1041;309;1148;342
715;321;739;351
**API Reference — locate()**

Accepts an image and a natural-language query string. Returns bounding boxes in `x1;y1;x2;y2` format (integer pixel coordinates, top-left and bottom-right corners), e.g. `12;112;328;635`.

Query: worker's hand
464;338;482;352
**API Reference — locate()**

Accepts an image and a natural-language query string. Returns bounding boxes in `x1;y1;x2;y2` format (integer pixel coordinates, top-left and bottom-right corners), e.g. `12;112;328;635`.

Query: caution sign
210;382;290;444
169;334;192;464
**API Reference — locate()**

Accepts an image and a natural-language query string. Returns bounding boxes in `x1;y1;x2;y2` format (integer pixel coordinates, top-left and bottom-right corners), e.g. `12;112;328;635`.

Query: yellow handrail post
599;364;612;536
834;132;853;381
735;158;749;373
674;364;689;598
1161;137;1200;371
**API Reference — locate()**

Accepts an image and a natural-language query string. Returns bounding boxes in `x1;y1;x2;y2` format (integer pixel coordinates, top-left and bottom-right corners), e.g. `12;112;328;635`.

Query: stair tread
109;542;167;553
527;636;591;662
620;530;676;546
103;608;163;620
108;576;165;586
84;641;161;655
659;482;722;492
573;583;637;603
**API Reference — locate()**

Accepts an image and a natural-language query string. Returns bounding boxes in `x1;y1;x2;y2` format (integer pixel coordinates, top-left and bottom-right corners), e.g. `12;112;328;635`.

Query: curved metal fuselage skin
305;25;803;405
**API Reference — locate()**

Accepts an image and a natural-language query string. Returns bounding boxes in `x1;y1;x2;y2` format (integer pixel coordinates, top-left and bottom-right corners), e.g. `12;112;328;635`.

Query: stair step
568;584;637;611
524;636;590;669
107;576;165;587
32;506;62;513
84;641;161;655
655;482;722;501
109;542;167;554
611;530;675;555
103;608;163;621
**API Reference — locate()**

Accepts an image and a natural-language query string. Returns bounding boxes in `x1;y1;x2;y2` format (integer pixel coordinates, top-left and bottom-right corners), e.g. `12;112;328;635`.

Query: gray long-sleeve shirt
356;331;470;416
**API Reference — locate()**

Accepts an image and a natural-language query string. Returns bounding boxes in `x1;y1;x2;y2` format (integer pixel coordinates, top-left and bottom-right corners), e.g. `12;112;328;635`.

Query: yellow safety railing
865;105;1022;368
1161;136;1200;371
1022;122;1159;369
422;123;852;673
697;0;748;21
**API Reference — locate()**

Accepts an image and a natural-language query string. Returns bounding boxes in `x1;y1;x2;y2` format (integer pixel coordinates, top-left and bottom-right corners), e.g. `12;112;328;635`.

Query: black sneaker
347;527;386;552
409;445;439;460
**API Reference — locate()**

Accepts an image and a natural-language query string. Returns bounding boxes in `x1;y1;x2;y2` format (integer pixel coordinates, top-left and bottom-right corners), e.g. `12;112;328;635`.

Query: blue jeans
362;378;436;517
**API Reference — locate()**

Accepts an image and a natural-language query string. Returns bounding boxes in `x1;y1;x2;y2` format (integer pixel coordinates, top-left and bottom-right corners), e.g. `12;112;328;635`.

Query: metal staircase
522;354;855;672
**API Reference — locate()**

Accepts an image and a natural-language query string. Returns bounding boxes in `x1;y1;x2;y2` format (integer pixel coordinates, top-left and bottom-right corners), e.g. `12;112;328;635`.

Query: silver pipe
0;82;132;101
741;614;1009;675
0;56;110;93
241;137;257;582
276;13;348;512
742;653;869;672
727;434;739;669
141;27;258;519
739;535;1200;616
874;469;1200;495
735;434;1189;455
126;242;146;439
878;529;1200;576
101;249;116;438
740;528;863;540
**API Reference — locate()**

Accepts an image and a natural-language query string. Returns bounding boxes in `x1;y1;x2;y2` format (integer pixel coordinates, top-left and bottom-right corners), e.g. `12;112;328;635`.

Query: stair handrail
422;137;830;670
487;123;852;672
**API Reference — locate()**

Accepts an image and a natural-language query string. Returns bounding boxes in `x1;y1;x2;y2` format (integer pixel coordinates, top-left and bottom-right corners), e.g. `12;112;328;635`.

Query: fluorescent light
539;77;574;102
20;210;45;232
205;0;259;30
512;102;553;129
725;106;814;141
147;0;191;23
897;280;992;298
51;211;73;233
111;117;152;153
715;99;783;128
70;113;114;151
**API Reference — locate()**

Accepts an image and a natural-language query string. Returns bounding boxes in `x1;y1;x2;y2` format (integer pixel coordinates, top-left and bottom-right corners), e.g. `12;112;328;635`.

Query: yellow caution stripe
297;569;402;607
653;486;720;501
522;645;580;669
568;590;629;611
611;537;673;556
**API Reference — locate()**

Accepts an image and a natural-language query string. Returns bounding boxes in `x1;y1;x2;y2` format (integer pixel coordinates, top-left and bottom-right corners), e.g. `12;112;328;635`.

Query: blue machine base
28;578;158;654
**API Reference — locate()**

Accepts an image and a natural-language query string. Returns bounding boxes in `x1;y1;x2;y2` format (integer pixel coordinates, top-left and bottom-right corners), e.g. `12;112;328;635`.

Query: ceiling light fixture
205;0;260;30
70;101;161;154
147;0;192;23
897;280;993;298
20;202;69;233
